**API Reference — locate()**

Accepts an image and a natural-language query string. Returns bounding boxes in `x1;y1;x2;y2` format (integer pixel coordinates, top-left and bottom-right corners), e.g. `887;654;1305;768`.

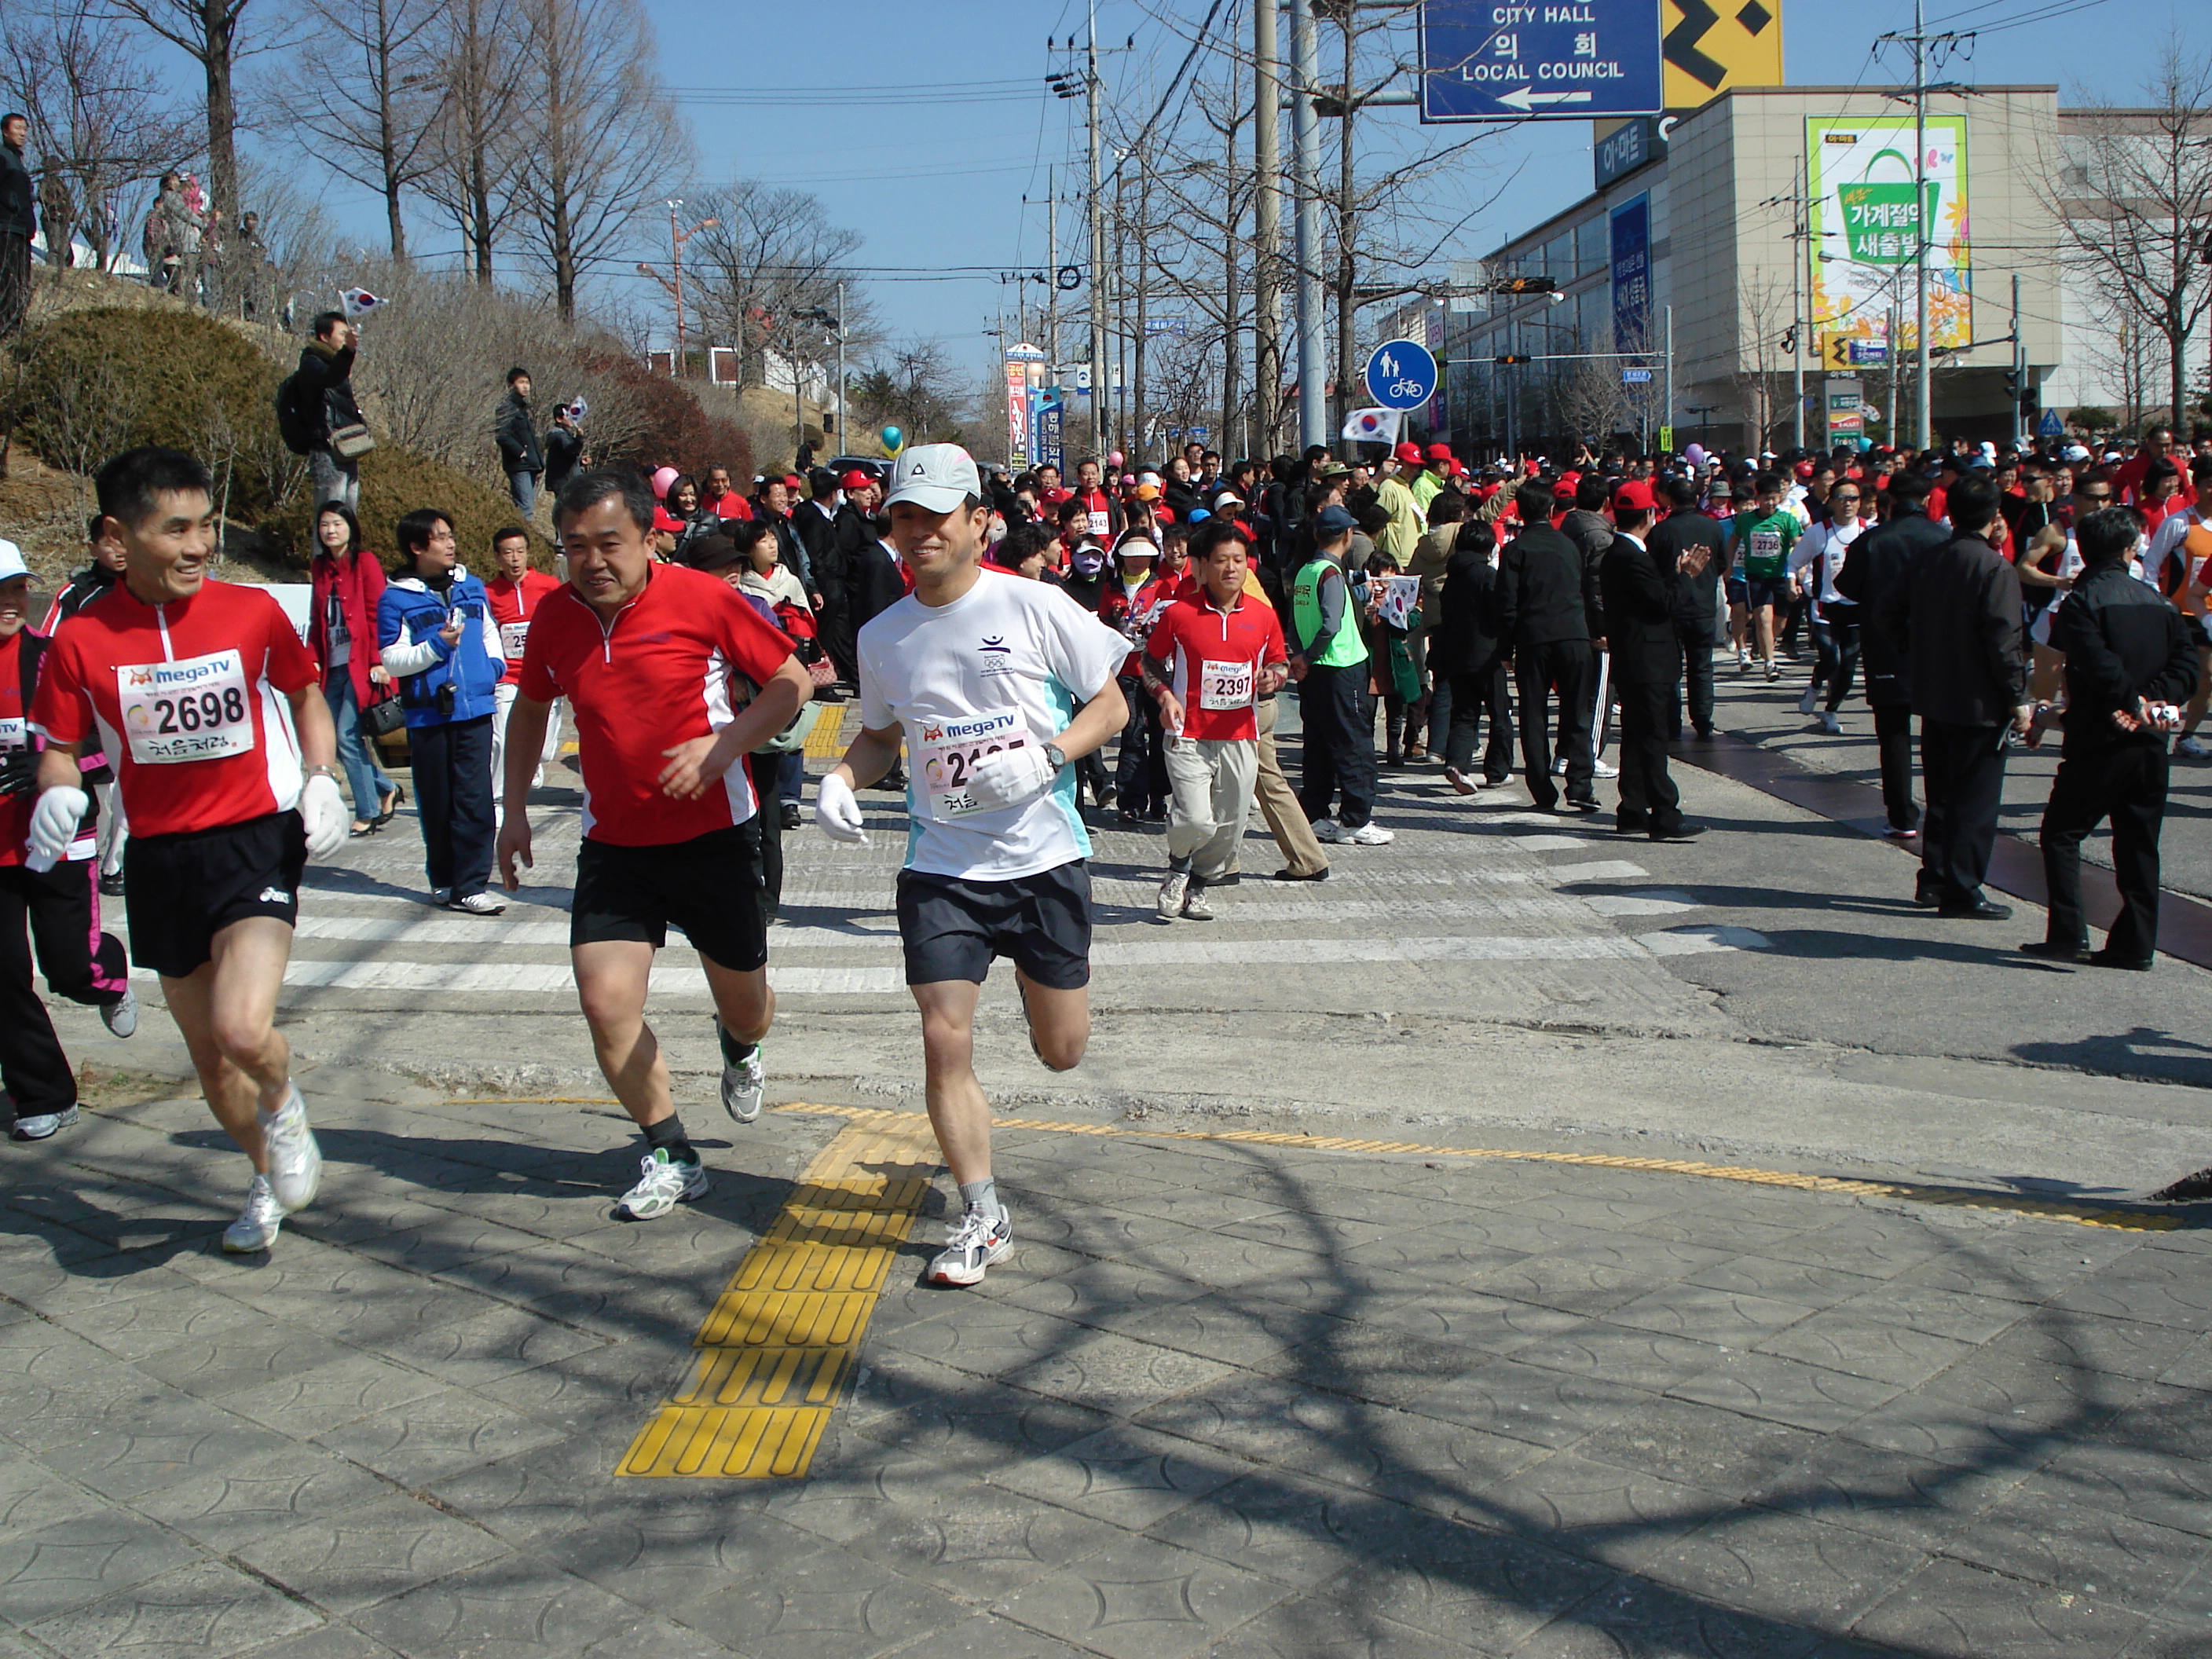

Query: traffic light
1494;354;1530;364
1488;277;1558;295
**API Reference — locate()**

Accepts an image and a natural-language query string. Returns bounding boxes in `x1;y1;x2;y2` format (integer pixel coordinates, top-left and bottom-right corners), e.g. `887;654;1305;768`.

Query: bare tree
2;0;200;273
1553;357;1635;451
848;339;968;451
418;0;523;284
508;0;681;320
2046;42;2212;433
101;0;280;266
267;0;445;258
685;181;874;386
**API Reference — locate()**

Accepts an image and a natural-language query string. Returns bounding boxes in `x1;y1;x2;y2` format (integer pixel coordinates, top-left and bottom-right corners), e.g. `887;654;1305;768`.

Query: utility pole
1088;7;1107;455
1792;155;1807;450
1663;304;1674;451
1291;0;1325;452
635;200;717;379
1254;0;1282;456
2011;270;2025;445
1913;0;1929;453
1221;49;1242;460
1045;167;1059;372
833;279;846;447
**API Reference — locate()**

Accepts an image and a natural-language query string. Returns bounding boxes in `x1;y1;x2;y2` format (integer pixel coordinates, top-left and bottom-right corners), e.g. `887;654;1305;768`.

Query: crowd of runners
5;416;2210;1272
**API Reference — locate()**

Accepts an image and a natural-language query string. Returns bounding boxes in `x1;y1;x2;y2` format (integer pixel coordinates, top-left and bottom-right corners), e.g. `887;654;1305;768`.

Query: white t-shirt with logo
859;568;1129;881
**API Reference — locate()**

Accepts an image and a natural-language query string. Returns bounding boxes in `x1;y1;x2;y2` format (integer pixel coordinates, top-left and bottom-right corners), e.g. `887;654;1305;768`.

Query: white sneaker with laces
447;891;507;916
1591;760;1621;780
1156;870;1189;919
1310;818;1346;844
1345;822;1394;846
1764;660;1781;683
1798;685;1819;715
1180;888;1215;921
929;1206;1013;1287
223;1174;284;1252
616;1149;708;1220
10;1104;80;1141
257;1085;323;1213
1818;711;1842;734
100;987;137;1038
720;1034;764;1123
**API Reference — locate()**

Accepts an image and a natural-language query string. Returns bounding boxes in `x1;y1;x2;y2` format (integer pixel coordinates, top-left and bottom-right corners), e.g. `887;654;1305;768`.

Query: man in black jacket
496;368;544;515
297;312;365;512
0;114;33;343
1647;474;1726;737
794;471;852;682
1434;522;1514;791
1872;474;2030;918
1498;478;1604;811
542;402;583;500
1601;481;1707;840
1835;471;1947;837
2025;506;2200;969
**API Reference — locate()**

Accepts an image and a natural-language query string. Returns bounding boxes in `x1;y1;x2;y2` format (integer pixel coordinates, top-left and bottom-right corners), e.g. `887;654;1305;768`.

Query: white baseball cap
0;540;27;584
884;444;983;514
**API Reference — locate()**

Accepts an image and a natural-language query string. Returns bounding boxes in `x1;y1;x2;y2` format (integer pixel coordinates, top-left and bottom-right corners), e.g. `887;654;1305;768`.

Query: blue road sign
2038;407;2064;438
1419;0;1664;123
1365;339;1439;411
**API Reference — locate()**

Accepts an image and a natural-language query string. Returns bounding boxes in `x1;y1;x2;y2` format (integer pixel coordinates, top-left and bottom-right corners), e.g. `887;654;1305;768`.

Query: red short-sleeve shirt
518;563;795;845
1144;591;1286;742
31;579;318;838
485;570;564;687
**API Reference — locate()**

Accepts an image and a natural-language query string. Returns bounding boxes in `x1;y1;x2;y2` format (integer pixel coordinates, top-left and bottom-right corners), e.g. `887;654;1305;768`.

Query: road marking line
773;1104;2182;1233
616;1115;939;1479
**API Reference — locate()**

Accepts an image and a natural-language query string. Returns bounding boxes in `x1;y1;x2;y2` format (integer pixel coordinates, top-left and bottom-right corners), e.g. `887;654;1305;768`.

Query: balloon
879;424;903;456
1683;443;1708;467
1107;450;1125;468
650;466;679;496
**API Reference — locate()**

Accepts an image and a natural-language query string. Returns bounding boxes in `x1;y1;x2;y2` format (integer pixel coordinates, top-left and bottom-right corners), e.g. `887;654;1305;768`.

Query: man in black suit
1872;474;2030;918
1835;471;1947;839
1600;481;1708;840
1498;478;1604;812
1646;474;1726;737
2024;506;2200;969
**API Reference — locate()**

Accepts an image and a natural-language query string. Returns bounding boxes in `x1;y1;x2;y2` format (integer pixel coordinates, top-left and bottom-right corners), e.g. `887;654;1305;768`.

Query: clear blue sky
244;0;2180;381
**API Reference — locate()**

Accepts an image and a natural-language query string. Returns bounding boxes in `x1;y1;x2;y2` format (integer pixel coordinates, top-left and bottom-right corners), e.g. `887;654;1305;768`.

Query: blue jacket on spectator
377;570;504;730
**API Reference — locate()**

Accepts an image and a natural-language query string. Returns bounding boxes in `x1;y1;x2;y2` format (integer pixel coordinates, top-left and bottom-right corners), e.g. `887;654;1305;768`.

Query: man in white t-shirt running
817;444;1129;1287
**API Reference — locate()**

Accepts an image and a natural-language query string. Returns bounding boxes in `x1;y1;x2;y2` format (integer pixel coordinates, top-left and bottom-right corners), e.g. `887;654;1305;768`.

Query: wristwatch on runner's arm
1044;744;1068;773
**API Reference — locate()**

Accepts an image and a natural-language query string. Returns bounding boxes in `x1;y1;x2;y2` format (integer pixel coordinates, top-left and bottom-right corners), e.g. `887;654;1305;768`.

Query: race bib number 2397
116;650;255;764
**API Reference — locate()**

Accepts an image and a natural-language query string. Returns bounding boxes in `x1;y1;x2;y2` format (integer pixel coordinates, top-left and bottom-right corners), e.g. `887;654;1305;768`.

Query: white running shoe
2177;735;2210;759
1180;888;1215;921
1818;711;1842;734
10;1104;80;1142
223;1174;284;1252
720;1034;764;1124
100;987;137;1038
616;1149;707;1220
1156;870;1189;919
929;1207;1013;1287
447;891;507;916
1591;760;1621;780
1764;660;1781;683
257;1086;323;1214
1310;818;1346;844
1798;685;1819;715
1345;822;1394;846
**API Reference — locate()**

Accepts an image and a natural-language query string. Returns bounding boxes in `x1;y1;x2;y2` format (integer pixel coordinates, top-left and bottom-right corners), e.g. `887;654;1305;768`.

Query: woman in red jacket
308;503;402;835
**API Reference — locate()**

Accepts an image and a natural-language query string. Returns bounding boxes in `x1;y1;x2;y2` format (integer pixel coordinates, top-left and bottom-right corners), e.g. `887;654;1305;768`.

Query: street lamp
635;200;718;377
796;286;847;448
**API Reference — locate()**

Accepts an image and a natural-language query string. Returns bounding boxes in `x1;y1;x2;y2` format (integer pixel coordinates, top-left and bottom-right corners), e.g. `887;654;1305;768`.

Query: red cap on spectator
652;507;683;533
782;474;804;490
1613;480;1658;513
1426;442;1453;461
840;470;873;490
1393;441;1423;464
1794;460;1815;479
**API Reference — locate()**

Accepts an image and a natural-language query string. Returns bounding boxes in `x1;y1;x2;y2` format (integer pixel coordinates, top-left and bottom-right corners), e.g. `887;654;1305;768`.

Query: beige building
1411;84;2072;458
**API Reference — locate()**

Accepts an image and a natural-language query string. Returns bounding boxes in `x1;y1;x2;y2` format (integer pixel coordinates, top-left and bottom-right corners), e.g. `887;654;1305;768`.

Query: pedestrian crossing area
96;715;1766;1031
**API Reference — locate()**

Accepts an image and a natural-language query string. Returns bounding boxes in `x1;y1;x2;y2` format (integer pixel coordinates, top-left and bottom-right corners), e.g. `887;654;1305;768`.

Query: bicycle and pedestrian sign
1364;339;1440;412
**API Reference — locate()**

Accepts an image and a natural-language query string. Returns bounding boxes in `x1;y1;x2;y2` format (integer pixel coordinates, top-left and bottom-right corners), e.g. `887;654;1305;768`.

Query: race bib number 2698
116;650;255;764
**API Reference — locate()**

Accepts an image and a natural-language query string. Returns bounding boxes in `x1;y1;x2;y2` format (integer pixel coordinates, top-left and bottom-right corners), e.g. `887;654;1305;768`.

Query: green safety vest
1292;555;1369;669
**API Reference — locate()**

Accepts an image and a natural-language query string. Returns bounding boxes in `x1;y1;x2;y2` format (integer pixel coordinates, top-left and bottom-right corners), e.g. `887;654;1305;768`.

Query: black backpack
274;372;317;456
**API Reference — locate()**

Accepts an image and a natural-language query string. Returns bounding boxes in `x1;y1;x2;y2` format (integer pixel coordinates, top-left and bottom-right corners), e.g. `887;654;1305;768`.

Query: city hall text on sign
1419;0;1665;122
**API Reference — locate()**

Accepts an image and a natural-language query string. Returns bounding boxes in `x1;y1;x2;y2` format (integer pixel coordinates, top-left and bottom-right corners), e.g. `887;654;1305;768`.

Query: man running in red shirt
484;525;562;792
496;470;811;1220
1142;521;1287;919
30;448;351;1251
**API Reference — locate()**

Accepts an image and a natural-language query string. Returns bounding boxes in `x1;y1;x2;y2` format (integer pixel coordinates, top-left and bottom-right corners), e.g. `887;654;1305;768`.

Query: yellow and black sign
1661;0;1785;112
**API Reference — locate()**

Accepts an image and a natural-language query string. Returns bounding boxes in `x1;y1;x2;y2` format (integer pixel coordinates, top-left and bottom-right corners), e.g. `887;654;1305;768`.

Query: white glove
964;745;1056;811
299;773;349;860
24;786;88;873
814;773;869;845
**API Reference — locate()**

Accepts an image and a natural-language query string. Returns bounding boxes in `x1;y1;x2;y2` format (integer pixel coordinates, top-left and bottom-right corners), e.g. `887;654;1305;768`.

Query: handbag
328;422;377;461
357;692;405;738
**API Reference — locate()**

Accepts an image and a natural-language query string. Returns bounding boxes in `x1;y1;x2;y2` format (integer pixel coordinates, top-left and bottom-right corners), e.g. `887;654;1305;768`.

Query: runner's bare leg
158;915;296;1170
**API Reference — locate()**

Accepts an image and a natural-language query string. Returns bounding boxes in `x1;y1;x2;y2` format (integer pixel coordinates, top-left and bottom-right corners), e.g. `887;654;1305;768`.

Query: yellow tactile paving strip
802;704;852;758
776;1104;2185;1234
614;1114;941;1479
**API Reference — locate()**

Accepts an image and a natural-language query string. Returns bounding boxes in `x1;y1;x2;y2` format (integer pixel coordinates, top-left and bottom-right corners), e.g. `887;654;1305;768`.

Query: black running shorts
125;810;306;979
570;822;768;972
895;860;1092;990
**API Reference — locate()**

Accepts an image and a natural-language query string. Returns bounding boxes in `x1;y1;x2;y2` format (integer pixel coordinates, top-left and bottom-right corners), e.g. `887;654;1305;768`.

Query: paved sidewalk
3;1064;2207;1659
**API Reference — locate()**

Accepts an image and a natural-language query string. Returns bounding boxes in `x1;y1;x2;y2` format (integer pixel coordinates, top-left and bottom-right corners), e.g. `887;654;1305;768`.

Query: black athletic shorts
571;822;767;972
125;810;305;979
895;860;1092;991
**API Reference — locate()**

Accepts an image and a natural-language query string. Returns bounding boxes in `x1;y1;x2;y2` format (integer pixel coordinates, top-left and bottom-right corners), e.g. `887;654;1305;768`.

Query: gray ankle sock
958;1178;1002;1220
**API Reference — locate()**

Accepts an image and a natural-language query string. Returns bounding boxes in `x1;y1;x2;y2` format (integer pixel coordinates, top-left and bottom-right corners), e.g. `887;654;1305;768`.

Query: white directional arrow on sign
1496;86;1594;111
